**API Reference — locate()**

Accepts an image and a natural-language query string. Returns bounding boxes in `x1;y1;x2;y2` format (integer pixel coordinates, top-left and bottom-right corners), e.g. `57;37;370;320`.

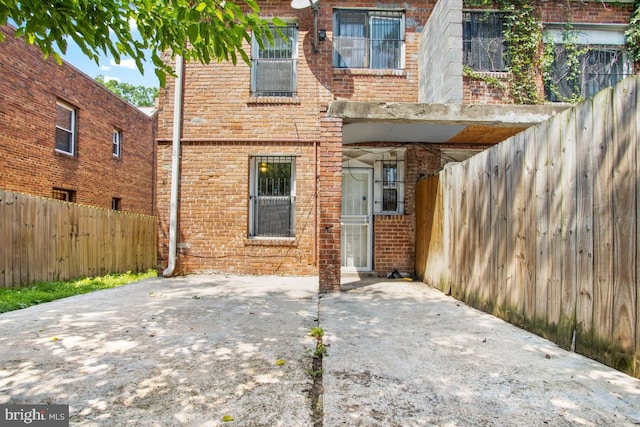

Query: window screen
251;24;298;97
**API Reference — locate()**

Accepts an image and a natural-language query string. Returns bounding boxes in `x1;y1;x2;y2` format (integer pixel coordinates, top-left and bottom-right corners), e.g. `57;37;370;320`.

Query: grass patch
0;270;157;313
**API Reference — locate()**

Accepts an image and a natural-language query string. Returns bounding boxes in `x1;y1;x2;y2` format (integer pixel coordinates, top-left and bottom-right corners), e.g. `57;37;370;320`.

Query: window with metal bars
373;151;405;214
251;24;298;97
545;44;631;101
463;11;508;72
249;155;296;238
333;9;405;69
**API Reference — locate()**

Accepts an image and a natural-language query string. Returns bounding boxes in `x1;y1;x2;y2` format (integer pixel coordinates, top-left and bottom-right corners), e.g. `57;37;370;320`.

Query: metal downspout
163;54;184;277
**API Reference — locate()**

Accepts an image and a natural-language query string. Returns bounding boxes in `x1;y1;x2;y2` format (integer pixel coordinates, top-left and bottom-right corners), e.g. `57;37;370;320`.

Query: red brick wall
319;118;343;291
542;1;633;24
156;140;317;276
0;25;156;215
463;75;511;105
156;1;437;281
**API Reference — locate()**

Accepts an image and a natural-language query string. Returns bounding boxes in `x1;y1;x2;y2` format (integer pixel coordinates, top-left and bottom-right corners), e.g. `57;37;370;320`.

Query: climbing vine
463;0;543;104
625;1;640;65
463;0;639;104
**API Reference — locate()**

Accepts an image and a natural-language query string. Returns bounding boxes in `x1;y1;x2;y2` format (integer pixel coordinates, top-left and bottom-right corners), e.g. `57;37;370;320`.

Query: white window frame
251;23;299;97
249;155;297;238
112;129;122;158
55;101;76;155
373;149;405;215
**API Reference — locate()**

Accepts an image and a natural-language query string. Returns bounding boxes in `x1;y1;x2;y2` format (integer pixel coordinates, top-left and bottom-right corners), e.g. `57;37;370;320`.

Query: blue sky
61;42;159;88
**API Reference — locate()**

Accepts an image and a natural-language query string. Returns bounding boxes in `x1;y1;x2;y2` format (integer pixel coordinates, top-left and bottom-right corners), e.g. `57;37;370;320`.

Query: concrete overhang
328;100;570;145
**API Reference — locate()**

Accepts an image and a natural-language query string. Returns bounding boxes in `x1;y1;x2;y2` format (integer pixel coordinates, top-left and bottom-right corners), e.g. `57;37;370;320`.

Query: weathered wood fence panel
416;75;640;378
0;190;157;288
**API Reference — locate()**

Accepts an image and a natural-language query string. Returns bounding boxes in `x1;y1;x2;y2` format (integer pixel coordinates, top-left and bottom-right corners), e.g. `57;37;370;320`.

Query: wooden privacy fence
0;190;157;288
416;75;640;378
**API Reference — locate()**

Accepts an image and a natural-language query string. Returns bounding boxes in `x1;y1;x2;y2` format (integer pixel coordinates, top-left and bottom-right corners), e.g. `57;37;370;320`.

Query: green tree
95;75;158;107
0;0;281;86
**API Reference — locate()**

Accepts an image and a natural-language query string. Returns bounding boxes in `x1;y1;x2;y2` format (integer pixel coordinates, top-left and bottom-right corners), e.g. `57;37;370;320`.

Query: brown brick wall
156;140;317;276
463;75;511;105
0;25;156;215
156;1;437;281
542;1;634;24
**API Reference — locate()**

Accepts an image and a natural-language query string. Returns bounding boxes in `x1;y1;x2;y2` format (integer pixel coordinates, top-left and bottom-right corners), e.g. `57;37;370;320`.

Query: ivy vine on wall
626;0;640;64
463;0;640;105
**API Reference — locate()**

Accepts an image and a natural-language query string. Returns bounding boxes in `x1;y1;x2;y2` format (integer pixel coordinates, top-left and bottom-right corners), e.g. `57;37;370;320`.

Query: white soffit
342;122;467;144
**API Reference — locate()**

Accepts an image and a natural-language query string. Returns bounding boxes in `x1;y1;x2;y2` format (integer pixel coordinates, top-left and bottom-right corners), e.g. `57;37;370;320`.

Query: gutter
163;54;184;277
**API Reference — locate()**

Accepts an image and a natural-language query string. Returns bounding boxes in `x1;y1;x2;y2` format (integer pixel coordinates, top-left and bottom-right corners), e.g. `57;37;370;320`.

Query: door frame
341;167;374;272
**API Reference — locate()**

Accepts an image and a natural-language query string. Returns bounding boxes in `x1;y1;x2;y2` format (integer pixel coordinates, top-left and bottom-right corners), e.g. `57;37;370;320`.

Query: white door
341;168;373;271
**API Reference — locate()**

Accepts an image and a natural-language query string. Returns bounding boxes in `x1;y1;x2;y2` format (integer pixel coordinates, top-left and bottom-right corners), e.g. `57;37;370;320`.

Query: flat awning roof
328;101;569;145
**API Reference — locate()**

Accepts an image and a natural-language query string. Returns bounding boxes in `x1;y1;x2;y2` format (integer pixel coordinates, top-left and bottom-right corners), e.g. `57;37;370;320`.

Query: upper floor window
463;11;508;72
249;155;296;238
55;101;77;155
112;129;122;157
251;24;298;97
544;26;631;101
333;9;405;70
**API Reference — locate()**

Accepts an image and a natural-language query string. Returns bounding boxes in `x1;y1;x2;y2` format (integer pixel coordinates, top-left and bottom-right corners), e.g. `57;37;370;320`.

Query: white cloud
100;65;112;71
110;58;137;70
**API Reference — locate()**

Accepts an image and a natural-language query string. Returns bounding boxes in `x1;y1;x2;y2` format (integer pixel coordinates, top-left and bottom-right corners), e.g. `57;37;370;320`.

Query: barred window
463;11;508;72
249;156;296;238
333;9;405;69
545;45;631;101
374;151;405;215
251;24;298;97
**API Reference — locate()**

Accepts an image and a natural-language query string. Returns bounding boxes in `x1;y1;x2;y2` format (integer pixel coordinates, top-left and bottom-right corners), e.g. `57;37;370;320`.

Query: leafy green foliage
625;1;640;63
95;75;158;106
501;1;542;104
0;0;282;86
0;270;156;313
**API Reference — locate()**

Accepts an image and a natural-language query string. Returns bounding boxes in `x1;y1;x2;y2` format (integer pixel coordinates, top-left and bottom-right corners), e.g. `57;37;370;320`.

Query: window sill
245;237;298;247
248;96;301;105
54;149;76;158
333;68;406;77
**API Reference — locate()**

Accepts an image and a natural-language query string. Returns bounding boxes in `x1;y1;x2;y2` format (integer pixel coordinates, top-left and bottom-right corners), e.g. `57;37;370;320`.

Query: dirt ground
0;274;639;426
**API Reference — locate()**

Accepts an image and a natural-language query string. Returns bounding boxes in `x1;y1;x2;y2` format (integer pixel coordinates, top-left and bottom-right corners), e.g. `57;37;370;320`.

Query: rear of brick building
155;0;636;289
0;25;156;215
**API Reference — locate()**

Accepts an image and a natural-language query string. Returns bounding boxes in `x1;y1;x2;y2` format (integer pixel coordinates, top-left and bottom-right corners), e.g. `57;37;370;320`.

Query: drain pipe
163;54;184;277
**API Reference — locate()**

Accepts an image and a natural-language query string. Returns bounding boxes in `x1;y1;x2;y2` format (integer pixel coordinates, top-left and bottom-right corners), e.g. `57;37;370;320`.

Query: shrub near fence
416;75;640;379
0;190;157;288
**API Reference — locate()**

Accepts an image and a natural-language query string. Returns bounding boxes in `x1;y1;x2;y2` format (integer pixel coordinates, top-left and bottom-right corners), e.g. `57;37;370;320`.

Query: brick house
155;0;636;290
0;25;156;216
